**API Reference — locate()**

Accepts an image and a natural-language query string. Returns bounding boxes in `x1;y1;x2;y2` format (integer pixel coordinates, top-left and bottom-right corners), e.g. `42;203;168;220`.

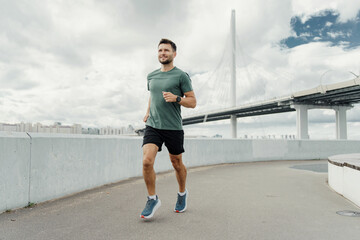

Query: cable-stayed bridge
182;10;360;139
183;77;360;139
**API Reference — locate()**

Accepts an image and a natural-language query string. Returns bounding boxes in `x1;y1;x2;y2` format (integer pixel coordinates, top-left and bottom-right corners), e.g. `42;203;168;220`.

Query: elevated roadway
183;77;360;139
183;77;360;125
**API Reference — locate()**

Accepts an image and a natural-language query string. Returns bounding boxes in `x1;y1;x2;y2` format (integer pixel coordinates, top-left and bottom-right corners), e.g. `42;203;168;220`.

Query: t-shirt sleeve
180;72;193;95
147;74;150;91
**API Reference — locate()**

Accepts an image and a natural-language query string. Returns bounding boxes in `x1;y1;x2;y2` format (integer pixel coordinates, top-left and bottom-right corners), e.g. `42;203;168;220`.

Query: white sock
178;189;187;196
148;195;157;200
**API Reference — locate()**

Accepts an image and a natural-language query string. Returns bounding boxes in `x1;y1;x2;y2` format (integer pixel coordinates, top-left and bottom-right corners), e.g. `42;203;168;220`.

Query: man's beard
159;57;173;65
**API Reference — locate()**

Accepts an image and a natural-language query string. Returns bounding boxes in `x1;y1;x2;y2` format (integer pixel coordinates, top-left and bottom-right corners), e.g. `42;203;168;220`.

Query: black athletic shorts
142;125;184;155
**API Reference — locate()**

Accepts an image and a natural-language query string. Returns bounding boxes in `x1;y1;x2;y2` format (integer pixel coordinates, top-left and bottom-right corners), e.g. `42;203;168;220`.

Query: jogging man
140;38;196;219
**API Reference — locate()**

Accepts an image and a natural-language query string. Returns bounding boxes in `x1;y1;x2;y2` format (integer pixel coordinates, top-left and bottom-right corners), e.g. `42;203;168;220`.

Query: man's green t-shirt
146;67;193;130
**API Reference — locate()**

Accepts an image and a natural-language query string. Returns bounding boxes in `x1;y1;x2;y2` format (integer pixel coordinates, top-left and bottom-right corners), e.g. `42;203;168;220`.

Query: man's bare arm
162;91;196;108
143;97;151;122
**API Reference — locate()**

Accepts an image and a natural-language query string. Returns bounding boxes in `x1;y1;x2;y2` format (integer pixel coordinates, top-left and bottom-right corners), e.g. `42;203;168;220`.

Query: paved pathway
1;160;360;240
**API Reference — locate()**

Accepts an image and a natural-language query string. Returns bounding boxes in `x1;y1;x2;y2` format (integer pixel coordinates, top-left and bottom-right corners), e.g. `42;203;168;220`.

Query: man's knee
143;156;155;170
170;155;183;170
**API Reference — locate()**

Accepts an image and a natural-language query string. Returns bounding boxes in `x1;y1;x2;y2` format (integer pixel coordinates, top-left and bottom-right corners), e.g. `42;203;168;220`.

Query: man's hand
162;91;177;102
143;113;149;122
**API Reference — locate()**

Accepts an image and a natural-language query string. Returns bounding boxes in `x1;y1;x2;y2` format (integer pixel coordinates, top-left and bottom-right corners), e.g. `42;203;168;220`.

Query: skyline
0;121;136;135
1;0;360;139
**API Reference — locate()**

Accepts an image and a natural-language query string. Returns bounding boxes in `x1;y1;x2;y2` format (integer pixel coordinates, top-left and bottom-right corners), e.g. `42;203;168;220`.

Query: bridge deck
1;160;360;240
183;77;360;125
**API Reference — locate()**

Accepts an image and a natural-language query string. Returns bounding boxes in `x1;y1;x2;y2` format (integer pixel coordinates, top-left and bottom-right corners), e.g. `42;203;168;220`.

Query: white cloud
0;0;359;139
300;32;312;37
291;0;360;22
325;21;333;27
327;31;349;38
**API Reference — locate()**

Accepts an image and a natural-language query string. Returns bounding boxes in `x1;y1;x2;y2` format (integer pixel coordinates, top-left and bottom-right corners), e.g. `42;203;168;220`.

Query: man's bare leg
142;144;158;196
170;153;188;213
169;153;187;192
140;144;161;219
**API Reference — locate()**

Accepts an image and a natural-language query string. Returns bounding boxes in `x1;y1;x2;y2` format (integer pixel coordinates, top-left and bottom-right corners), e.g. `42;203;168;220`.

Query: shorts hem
142;142;162;152
168;150;185;155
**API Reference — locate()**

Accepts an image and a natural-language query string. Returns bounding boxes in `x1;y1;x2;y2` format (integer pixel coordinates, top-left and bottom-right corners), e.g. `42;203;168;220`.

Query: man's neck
161;63;175;72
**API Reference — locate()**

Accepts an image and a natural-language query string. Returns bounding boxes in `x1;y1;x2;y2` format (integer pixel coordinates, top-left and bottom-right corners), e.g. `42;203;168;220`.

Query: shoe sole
174;191;188;213
140;199;161;219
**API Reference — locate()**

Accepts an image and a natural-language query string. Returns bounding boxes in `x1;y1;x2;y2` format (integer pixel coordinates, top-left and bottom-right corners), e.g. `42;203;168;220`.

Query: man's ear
173;51;177;58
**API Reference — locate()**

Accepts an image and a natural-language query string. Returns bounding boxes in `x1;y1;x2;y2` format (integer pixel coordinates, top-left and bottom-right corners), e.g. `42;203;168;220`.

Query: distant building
0;123;18;132
100;125;135;135
0;122;82;134
0;122;139;136
82;128;100;135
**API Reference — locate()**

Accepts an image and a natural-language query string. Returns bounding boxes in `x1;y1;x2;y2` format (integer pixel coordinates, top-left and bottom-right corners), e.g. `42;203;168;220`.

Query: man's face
158;43;176;65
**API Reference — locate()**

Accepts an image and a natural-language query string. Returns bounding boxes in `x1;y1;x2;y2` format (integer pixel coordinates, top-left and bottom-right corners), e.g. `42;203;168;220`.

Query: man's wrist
176;96;181;103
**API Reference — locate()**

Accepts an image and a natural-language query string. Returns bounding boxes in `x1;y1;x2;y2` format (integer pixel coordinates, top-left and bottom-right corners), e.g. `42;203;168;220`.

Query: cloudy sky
1;0;360;139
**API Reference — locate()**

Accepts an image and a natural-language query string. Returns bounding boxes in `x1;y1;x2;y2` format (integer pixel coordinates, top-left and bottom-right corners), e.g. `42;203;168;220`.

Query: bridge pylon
230;9;237;138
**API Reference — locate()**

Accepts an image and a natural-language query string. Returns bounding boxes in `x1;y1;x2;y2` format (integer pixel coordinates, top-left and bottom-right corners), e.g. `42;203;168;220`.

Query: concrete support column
294;105;309;139
335;107;348;139
231;115;237;138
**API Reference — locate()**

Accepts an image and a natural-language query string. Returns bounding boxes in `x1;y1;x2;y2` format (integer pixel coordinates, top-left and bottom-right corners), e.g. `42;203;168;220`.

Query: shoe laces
145;198;155;210
177;194;184;205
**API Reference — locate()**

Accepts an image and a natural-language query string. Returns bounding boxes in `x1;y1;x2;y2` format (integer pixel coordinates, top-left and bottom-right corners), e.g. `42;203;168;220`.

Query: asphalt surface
1;160;360;240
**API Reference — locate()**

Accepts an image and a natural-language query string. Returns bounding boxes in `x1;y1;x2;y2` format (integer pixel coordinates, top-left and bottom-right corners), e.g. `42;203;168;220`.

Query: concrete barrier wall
1;134;360;213
184;139;360;165
29;134;145;204
0;132;31;212
328;163;344;195
328;154;360;207
343;167;360;207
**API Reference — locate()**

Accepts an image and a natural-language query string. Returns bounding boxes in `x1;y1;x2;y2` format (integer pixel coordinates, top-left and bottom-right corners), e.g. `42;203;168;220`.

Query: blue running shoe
140;196;161;219
174;190;188;213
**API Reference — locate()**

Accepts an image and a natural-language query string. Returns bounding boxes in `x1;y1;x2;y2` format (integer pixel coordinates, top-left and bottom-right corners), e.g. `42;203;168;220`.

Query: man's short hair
158;38;177;52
